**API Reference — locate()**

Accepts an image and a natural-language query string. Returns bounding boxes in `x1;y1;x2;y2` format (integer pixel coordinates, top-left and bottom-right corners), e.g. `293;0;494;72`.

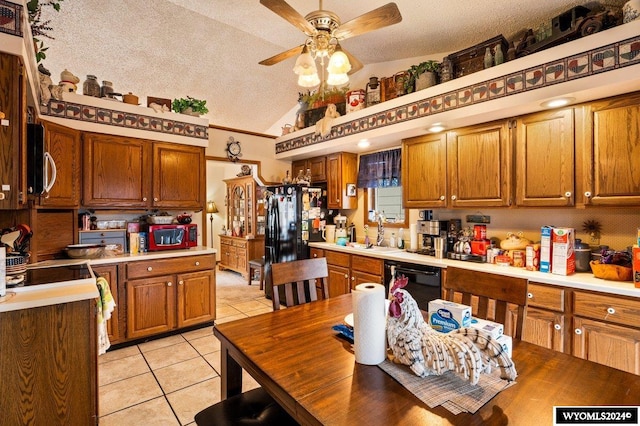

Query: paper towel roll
410;223;418;250
352;283;387;365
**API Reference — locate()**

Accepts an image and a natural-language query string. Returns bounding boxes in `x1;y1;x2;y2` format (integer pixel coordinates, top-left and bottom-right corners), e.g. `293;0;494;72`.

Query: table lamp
206;200;219;248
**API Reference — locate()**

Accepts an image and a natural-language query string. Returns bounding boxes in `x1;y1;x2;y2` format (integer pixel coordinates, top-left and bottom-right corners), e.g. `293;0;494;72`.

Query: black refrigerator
264;184;327;298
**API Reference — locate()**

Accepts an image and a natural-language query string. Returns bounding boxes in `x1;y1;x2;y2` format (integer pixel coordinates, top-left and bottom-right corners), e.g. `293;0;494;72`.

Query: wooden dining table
213;294;640;425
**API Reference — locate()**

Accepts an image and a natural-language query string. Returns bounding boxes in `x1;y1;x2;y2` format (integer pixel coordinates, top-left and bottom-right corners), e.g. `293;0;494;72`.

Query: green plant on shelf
172;96;209;115
404;60;440;94
27;0;66;63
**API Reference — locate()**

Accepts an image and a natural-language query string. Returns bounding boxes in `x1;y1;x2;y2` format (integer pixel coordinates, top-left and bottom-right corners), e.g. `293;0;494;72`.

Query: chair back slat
443;267;528;338
270;258;329;310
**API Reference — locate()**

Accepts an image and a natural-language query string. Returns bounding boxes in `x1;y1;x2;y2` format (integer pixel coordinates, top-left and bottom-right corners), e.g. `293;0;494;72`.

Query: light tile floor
98;269;272;426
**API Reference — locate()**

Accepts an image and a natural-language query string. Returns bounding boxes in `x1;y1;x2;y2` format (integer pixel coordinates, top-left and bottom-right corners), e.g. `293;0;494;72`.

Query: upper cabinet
447;121;512;208
38;121;81;208
292;156;327;183
82;133;204;210
575;92;640;207
0;53;27;210
327;152;357;210
83;132;151;208
515;108;575;207
152;142;204;210
402;133;447;208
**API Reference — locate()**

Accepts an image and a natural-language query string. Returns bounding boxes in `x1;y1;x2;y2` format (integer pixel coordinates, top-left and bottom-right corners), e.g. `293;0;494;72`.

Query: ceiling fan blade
342;47;363;75
259;45;304;66
260;0;317;36
333;3;402;40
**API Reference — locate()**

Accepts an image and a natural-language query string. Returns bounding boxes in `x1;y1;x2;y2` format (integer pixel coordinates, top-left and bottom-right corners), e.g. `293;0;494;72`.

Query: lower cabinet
219;235;263;279
124;254;216;340
320;249;384;297
524;281;640;375
91;263;121;344
0;300;98;424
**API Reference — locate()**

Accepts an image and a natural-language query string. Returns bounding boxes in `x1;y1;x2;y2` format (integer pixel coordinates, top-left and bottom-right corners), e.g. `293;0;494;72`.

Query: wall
204;127;290;255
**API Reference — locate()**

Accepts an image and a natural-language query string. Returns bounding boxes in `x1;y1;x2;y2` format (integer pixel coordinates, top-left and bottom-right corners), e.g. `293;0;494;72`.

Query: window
357;148;407;228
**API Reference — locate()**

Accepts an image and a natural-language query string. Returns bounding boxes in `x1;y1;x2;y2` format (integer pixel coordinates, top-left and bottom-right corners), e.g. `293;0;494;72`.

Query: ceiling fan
258;0;402;77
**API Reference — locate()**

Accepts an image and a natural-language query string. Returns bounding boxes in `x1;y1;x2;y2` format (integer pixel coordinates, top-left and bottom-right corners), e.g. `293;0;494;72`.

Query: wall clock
226;136;242;162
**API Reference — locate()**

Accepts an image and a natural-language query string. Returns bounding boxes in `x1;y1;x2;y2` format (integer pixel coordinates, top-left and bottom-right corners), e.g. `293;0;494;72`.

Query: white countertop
309;242;640;298
0;247;217;313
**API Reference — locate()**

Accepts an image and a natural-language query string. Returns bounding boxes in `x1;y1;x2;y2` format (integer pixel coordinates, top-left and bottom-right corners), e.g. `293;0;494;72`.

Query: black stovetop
8;264;92;289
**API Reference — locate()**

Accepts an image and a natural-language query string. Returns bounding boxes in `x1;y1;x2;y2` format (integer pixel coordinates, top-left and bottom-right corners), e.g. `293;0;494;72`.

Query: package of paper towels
352;283;387;365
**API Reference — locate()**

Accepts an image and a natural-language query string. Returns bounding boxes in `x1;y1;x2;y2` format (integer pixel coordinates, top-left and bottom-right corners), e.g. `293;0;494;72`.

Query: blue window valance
356;148;401;188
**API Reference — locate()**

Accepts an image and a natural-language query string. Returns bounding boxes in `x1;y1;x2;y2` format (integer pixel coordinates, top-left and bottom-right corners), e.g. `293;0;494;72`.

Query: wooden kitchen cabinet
0;300;98;424
152;142;204;210
82;133;205;209
124;254;215;340
91;263;121;344
402;133;448;208
38;121;81;208
327;152;358;209
575;91;640;206
447;120;512;208
522;282;570;353
292;155;327;183
82;132;151;208
515;108;575;206
323;250;384;297
0;53;27;210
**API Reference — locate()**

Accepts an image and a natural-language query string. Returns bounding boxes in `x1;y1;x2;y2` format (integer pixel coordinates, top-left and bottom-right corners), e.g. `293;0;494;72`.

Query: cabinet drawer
233;240;247;249
127;254;215;279
573;291;640;328
310;248;325;259
220;238;232;246
351;255;383;275
325;251;350;268
527;282;565;311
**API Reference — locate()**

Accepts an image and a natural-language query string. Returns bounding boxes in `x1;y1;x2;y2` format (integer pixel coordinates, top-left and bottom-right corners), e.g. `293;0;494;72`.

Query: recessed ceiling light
357;139;370;148
428;124;445;133
541;97;575;108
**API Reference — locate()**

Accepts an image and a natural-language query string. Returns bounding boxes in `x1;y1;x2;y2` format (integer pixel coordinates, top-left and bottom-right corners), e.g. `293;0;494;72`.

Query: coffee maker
334;214;348;239
416;219;448;255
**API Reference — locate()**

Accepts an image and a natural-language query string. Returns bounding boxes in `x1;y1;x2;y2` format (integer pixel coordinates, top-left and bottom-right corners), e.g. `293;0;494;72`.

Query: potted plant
172;96;209;116
404;60;440;93
304;86;349;109
27;0;66;63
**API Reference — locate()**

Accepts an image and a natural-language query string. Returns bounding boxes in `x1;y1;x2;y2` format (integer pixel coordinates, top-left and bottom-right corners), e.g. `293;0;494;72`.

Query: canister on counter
346;89;366;114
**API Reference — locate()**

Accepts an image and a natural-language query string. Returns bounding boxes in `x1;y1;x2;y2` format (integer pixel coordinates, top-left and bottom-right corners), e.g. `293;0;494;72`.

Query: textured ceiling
38;0;626;135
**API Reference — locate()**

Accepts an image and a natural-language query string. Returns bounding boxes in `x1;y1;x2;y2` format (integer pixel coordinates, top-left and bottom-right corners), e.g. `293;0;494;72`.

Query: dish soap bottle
389;233;396;248
397;228;405;249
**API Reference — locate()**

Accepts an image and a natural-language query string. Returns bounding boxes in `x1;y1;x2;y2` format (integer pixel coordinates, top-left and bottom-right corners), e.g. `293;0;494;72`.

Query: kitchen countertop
0;247;217;313
309;242;640;298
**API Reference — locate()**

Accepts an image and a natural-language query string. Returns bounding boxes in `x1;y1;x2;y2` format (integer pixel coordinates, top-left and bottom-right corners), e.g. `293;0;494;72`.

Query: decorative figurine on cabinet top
59;69;80;93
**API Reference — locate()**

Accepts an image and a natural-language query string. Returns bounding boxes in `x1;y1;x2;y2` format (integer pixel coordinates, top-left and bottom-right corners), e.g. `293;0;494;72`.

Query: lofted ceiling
37;0;626;136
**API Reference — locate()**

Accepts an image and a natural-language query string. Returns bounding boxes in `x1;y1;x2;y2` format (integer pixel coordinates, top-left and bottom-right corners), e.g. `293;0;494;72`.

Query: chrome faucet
376;214;385;246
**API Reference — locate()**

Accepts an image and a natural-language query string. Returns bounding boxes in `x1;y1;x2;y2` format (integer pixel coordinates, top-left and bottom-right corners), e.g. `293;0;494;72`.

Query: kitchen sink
347;244;402;253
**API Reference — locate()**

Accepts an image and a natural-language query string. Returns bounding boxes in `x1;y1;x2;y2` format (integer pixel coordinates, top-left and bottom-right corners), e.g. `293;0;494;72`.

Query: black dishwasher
383;260;441;312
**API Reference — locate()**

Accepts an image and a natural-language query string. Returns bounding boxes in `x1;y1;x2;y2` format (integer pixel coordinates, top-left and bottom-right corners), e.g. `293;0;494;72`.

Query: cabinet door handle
527;292;533;299
313;253;317;258
195;261;200;266
607;307;615;315
564;191;572;198
167;281;172;287
178;280;184;285
351;276;355;281
451;195;457;201
344;274;348;278
439;195;445;201
584;191;591;198
554;324;562;330
142;197;147;202
154;197;158;202
147;266;153;272
574;328;582;335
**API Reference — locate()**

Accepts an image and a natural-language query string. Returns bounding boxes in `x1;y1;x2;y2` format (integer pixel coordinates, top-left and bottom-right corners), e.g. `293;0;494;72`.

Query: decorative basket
590;260;633;281
6;253;30;276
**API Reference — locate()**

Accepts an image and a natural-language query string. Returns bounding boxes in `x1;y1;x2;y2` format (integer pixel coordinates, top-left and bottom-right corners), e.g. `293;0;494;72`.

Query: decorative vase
623;0;640;23
415;72;436;91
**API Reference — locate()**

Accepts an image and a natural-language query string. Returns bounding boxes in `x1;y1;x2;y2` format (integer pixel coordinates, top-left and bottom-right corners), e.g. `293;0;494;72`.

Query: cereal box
469;317;504;339
540;226;553;273
551;227;575;276
428;299;472;333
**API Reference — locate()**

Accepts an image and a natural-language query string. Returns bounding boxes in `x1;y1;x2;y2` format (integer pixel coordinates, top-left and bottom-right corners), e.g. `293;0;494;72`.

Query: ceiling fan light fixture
326;72;348;86
293;46;318;76
327;45;351;74
298;73;321;87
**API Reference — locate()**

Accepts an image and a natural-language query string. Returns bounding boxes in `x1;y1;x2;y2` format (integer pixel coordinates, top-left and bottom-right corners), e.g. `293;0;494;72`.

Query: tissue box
540;226;553;273
552;227;575;276
469;317;504;339
428;299;472;333
495;334;513;358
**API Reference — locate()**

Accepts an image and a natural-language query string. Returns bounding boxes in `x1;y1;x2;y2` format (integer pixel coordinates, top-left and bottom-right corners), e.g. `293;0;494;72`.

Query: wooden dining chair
270;257;329;310
442;266;528;338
